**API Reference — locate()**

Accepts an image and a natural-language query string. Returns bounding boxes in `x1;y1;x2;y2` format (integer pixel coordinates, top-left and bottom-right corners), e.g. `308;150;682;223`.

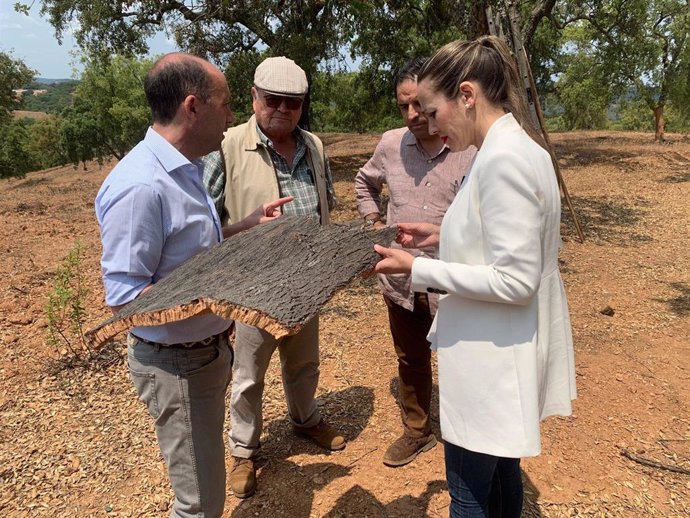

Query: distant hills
20;80;79;113
35;78;74;84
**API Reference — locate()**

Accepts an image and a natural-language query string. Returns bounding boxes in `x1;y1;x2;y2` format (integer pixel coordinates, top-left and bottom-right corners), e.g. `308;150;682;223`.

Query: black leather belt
131;333;222;349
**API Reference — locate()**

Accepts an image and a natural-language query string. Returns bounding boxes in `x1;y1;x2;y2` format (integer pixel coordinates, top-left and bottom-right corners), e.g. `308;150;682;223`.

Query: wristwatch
364;215;381;226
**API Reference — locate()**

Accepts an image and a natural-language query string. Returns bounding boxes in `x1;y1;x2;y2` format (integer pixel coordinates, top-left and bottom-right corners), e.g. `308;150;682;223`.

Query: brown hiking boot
294;419;346;451
383;433;437;467
229;457;256;498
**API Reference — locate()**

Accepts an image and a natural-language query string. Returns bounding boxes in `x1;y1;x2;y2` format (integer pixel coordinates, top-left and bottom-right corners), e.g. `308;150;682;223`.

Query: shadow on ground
522;472;545;518
320;479;447;517
229;385;375;517
329;154;372;183
561;195;652;245
553;140;639;168
654;282;690;316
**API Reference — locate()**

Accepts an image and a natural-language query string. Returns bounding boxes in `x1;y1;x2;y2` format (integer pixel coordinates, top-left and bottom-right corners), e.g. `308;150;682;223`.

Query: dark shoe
294;419;346;451
229;457;256;498
383;433;437;467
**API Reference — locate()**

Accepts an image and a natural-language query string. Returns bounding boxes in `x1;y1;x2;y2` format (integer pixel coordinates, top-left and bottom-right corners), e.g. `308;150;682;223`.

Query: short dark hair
144;56;214;124
393;57;428;94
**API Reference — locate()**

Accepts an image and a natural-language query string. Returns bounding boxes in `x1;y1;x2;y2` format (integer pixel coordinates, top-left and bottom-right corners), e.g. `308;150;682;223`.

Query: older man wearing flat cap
202;56;340;499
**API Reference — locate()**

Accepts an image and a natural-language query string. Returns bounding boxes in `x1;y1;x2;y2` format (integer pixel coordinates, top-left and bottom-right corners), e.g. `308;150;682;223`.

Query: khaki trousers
229;316;321;458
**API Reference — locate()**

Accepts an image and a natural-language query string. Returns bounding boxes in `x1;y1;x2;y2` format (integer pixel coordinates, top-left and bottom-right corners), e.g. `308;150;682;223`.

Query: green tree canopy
0;51;35;123
552;0;690;140
34;0;354;128
60;54;152;164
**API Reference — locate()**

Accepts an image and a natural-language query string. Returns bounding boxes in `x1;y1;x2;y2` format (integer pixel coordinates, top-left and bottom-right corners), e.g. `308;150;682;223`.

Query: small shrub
45;241;94;366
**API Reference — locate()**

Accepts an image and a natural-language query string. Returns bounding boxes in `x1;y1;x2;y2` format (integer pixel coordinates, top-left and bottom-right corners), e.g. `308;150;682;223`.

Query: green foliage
19;0;690;137
611;97;654;131
24;115;68;169
36;0;353;127
45;241;94;365
21;80;79;114
0;51;35;122
554;26;612;130
0;119;36;178
554;0;690;137
60;54;152;164
225;49;266;126
311;70;399;133
346;1;465;78
612;96;690;132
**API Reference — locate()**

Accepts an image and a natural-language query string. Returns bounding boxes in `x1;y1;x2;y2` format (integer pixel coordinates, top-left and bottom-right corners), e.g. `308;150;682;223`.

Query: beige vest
219;115;330;226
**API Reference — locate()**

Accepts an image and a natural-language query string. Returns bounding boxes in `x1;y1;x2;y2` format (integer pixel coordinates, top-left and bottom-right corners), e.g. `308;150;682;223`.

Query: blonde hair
419;35;546;149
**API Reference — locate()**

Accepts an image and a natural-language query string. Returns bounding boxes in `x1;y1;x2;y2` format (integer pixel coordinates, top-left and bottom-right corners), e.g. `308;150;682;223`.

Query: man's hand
254;196;294;224
223;196;294;238
396;222;441;249
372;220;386;230
373;244;415;275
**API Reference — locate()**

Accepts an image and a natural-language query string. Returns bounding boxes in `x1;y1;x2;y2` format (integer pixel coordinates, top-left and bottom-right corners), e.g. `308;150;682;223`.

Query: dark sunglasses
262;93;303;111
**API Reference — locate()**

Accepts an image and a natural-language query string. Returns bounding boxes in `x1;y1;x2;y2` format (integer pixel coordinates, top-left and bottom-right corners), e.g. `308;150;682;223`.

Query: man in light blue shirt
95;53;290;518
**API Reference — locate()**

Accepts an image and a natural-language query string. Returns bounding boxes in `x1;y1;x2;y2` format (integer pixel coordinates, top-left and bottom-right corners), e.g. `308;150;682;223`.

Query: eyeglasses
260;93;303;111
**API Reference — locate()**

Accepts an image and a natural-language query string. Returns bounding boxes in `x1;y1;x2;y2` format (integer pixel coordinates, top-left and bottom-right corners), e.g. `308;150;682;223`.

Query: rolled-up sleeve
355;141;387;217
97;183;164;307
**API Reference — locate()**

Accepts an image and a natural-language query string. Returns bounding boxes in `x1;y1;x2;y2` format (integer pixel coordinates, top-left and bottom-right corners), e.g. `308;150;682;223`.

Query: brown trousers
384;293;434;438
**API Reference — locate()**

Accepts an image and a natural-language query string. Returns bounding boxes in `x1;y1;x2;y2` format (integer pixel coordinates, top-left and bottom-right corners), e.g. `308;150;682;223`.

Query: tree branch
523;0;558;49
621;449;690;476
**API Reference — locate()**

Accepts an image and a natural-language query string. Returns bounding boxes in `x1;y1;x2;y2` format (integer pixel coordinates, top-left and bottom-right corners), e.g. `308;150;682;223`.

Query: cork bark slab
87;216;397;345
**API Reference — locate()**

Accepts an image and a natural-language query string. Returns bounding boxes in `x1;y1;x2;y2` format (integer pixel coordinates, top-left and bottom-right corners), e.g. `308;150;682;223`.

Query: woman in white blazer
374;36;576;518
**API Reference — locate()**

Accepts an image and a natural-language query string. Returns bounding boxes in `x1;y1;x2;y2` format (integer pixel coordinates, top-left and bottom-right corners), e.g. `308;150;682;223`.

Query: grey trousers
229;316;321;458
127;334;233;518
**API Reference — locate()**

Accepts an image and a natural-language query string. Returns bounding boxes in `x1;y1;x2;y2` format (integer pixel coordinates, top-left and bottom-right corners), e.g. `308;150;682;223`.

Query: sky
0;2;176;79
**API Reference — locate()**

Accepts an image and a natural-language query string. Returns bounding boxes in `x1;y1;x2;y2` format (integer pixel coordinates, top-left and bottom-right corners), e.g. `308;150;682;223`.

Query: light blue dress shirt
95;128;230;344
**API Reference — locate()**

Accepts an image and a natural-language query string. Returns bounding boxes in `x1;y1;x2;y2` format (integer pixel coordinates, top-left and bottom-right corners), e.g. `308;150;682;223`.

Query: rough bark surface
87;216;398;345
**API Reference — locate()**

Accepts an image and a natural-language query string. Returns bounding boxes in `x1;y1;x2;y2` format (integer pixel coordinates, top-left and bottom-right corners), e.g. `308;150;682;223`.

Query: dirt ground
1;130;689;518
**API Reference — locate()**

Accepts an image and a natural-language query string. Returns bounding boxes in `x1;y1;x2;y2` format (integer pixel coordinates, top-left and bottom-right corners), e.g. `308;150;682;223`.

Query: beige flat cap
254;56;308;97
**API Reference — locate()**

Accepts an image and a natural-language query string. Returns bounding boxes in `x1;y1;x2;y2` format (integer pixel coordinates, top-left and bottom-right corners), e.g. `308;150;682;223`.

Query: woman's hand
373;245;415;274
396;222;440;249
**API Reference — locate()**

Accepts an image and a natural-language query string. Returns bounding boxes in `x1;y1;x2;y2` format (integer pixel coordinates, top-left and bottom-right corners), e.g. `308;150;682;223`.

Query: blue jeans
444;442;523;518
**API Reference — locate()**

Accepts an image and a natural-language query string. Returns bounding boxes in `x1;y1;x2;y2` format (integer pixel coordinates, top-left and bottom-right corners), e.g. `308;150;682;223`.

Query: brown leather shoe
229;457;256;498
383;433;437;467
294;419;346;451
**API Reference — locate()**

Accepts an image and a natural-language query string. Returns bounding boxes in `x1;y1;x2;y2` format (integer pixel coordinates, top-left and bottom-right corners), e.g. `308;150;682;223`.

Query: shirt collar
403;129;449;160
144;127;195;173
255;123;304;150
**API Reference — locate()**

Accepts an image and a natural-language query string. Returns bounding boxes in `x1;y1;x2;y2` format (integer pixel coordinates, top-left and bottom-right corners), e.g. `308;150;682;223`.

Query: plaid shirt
202;127;336;220
202;151;226;217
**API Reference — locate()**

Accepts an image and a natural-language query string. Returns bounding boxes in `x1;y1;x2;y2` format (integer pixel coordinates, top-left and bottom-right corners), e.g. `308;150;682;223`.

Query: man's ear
250;86;258;101
182;94;197;116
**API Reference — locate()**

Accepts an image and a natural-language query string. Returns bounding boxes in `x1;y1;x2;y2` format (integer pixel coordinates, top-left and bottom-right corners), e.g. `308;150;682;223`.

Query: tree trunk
469;0;490;38
653;105;665;143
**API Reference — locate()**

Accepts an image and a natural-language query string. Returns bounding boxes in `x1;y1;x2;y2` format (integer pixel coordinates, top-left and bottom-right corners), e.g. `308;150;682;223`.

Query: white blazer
411;113;577;458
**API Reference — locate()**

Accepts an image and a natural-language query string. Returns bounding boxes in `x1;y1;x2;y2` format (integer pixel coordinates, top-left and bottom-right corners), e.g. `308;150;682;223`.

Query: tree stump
87;216;398;345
